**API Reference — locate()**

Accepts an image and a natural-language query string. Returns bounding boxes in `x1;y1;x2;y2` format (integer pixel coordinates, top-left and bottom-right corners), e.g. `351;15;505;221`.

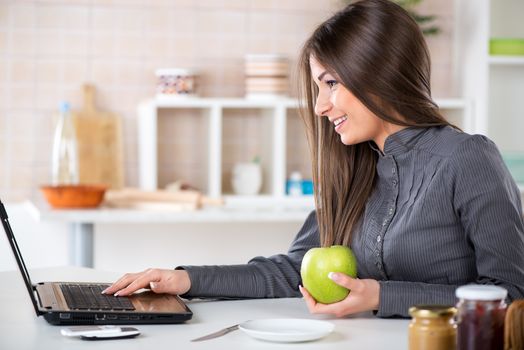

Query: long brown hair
298;0;454;247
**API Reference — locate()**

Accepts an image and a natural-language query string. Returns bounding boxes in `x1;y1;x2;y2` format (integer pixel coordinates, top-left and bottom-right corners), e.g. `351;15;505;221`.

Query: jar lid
409;305;457;318
290;171;302;181
155;68;196;76
455;285;508;301
245;54;288;62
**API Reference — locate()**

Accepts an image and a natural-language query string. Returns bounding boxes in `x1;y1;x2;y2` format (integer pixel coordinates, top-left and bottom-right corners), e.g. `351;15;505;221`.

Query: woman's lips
334;115;347;133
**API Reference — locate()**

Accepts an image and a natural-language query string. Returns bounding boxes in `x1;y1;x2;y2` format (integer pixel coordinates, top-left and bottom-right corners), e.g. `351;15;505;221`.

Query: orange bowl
40;185;107;209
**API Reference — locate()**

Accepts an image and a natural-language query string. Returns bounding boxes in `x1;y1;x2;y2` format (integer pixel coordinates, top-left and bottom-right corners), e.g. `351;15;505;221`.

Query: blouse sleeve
450;135;524;299
177;210;319;299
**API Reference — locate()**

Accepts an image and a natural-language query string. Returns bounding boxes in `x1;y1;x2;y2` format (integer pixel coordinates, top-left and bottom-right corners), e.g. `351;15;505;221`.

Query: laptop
0;200;193;325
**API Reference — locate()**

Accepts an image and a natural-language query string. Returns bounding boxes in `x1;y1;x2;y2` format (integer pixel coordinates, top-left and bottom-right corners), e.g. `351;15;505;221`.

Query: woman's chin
339;134;354;146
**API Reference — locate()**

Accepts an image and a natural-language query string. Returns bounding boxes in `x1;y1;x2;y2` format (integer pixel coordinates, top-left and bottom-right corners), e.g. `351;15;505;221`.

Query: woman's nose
314;94;331;117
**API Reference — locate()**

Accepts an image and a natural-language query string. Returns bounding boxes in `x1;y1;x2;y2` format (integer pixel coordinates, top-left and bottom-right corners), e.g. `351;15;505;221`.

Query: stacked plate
245;54;289;99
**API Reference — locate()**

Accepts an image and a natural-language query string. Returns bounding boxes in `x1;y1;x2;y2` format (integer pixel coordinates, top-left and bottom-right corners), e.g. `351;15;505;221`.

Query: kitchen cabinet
137;97;471;208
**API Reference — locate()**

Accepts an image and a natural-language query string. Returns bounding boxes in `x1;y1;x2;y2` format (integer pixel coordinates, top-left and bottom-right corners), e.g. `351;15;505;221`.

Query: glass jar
455;285;507;350
409;305;457;350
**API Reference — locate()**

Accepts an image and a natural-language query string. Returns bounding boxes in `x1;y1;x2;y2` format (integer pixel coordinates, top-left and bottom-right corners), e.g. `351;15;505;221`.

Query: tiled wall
0;0;455;201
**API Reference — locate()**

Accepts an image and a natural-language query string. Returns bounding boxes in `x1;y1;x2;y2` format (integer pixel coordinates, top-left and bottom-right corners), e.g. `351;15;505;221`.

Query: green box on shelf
502;152;524;185
490;38;524;56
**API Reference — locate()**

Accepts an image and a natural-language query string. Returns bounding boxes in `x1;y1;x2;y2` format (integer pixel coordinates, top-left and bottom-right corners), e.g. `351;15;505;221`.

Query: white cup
232;163;262;195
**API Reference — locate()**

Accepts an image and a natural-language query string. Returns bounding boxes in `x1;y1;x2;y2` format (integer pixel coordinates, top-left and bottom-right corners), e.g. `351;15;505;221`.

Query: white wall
94;221;301;273
0;202;303;273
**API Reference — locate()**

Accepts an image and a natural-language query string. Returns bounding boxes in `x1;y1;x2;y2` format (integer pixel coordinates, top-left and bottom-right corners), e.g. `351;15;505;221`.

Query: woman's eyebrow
317;71;328;81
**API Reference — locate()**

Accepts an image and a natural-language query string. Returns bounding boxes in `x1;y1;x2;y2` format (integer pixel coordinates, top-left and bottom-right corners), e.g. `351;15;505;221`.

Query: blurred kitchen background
0;0;522;272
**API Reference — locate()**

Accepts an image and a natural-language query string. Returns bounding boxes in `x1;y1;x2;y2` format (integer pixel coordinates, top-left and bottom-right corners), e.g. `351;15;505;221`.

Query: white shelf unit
137;97;471;207
455;0;524;191
138;97;301;206
456;0;524;149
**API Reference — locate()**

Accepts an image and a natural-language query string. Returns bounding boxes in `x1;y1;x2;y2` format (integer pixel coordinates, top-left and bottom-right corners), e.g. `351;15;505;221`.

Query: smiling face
310;56;402;150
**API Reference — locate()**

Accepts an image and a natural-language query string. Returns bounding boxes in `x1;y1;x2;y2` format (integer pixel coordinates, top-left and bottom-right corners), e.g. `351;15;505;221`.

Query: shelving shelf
488;56;524;65
137;97;471;209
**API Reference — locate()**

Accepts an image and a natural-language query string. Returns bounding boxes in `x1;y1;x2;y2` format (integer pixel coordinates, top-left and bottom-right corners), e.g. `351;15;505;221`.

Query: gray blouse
179;126;524;318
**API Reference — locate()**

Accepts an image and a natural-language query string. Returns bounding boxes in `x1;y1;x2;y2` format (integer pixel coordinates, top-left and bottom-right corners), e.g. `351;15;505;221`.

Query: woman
103;0;524;318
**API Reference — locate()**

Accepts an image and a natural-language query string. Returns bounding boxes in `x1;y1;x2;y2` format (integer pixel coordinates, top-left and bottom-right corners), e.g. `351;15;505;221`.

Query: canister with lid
455;285;507;350
408;304;457;350
155;68;197;97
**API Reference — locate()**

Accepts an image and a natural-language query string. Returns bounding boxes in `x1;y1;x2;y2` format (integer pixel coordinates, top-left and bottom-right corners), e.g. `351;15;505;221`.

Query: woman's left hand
299;272;380;317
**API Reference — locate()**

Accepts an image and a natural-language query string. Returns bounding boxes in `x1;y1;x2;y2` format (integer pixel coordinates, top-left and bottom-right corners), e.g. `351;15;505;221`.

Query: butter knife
191;324;240;342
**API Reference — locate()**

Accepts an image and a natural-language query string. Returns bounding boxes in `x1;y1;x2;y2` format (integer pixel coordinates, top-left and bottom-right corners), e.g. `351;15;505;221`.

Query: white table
0;267;409;350
26;200;313;268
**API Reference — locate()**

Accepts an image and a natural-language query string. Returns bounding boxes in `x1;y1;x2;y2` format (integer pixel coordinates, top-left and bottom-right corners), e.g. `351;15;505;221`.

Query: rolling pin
104;188;224;209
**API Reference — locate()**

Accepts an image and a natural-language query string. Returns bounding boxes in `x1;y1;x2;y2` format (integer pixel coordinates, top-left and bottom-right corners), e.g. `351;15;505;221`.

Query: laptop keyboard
60;284;135;311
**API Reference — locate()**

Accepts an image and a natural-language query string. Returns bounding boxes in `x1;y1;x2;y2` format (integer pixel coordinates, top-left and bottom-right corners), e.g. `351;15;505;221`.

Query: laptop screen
0;200;42;316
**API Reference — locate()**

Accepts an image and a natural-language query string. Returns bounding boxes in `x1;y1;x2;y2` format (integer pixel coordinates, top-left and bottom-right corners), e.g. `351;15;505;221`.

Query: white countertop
26;196;314;224
0;266;409;350
27;185;524;224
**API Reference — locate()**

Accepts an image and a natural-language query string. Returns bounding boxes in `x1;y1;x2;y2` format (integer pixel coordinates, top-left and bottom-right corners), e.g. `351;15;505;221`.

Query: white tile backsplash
0;0;455;201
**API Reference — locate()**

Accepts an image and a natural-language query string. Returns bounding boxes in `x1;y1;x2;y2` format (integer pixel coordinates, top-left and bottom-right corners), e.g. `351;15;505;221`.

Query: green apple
300;245;357;304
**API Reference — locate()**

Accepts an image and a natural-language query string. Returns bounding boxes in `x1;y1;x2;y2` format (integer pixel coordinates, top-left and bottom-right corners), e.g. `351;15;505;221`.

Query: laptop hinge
32;284;47;315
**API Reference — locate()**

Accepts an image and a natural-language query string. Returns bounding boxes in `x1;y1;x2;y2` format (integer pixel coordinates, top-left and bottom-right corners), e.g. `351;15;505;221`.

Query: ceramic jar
232;162;262;195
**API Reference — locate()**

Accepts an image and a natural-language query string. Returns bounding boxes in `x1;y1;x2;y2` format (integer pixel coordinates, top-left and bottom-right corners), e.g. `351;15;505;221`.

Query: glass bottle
287;171;303;196
409;304;457;350
51;101;79;185
455;285;507;350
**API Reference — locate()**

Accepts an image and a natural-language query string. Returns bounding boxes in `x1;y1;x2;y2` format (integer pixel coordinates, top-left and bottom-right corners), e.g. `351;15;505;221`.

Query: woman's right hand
102;268;191;297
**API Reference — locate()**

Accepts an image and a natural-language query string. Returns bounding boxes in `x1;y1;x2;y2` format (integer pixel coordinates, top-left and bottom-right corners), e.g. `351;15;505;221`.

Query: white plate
238;318;334;343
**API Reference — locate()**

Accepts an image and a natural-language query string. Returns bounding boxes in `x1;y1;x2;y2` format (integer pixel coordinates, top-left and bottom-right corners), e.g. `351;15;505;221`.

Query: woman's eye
326;80;338;88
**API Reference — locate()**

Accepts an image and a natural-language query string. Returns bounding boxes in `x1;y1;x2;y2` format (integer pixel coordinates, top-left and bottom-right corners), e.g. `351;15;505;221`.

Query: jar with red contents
455;285;507;350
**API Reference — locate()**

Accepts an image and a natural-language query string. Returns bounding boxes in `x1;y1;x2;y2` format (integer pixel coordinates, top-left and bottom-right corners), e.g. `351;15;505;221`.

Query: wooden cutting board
72;84;124;189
